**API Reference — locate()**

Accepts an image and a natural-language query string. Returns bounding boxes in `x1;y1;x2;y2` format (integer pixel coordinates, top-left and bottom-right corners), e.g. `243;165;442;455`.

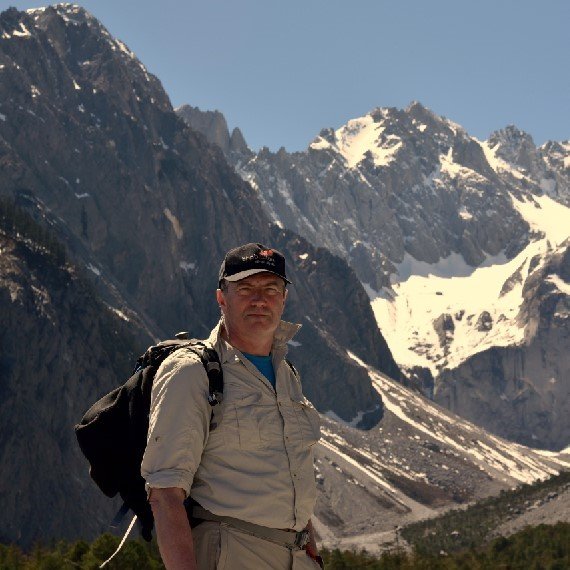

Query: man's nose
250;289;267;303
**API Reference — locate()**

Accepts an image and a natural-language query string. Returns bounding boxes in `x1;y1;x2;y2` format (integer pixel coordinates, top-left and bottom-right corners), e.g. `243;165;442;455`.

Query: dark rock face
0;5;402;545
0;230;146;547
0;4;398;416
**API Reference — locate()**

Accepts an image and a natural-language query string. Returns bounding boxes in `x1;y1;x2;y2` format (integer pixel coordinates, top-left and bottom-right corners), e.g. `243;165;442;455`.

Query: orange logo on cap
259;249;274;257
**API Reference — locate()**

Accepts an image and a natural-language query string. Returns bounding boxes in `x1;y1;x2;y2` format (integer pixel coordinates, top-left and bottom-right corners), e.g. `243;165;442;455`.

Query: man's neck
221;326;273;356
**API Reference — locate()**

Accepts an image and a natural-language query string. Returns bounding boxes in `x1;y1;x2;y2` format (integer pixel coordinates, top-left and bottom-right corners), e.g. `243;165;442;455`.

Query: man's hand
306;519;324;568
148;487;197;570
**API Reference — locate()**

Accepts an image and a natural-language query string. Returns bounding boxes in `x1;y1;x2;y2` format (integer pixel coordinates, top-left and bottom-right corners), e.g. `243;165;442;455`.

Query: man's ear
216;288;225;309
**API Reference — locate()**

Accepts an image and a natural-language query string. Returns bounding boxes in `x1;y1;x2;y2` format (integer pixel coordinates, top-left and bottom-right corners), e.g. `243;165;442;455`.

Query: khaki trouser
193;521;321;570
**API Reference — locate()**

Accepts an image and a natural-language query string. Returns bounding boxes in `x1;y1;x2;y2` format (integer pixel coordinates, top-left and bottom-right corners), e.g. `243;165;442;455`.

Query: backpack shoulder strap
182;341;223;406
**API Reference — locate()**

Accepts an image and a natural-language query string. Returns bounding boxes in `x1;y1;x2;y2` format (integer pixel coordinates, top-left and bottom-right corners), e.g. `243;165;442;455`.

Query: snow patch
510;193;570;246
310;137;332;151
179;261;196;272
546;274;570;296
370;245;546;375
324;408;372;428
110;307;130;322
334;114;402;168
12;23;31;37
115;40;135;59
87;264;101;276
74;193;90;199
439;147;483;181
459;207;473;221
480;140;532;182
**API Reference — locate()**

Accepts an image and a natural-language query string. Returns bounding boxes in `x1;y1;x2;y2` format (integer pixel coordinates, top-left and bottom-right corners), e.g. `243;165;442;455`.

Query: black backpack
75;335;223;542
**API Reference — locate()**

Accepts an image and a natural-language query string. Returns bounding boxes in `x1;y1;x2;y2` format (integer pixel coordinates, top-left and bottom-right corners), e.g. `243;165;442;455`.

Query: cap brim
223;268;292;284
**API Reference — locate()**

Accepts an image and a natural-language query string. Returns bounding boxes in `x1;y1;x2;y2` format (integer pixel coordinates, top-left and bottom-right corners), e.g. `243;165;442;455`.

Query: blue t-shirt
242;352;276;389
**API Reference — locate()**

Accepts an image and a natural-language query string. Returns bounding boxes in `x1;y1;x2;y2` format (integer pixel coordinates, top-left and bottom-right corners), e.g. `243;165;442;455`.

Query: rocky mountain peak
490;124;535;147
176;104;252;158
405;100;438;124
229;126;249;155
314;127;335;145
28;3;96;22
488;125;544;174
176;104;230;151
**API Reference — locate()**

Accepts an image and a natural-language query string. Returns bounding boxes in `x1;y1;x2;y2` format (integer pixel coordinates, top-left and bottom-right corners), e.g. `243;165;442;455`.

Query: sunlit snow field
370;194;570;376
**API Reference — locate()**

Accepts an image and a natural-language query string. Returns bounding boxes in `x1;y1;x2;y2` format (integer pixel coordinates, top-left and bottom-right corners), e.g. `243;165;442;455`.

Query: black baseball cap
218;243;292;287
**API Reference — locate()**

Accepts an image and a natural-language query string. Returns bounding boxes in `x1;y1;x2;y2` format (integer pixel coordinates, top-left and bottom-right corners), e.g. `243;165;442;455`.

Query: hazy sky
4;1;569;151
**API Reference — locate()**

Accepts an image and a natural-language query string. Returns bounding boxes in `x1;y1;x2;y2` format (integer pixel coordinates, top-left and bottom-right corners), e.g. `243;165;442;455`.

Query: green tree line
401;470;570;557
1;522;568;569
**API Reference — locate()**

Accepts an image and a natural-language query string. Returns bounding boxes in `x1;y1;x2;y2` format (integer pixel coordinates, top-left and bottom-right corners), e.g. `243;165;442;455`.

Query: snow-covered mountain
179;104;570;450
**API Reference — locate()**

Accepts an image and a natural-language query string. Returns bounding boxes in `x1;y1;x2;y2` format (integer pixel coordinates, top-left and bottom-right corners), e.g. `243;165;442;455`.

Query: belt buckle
294;529;310;549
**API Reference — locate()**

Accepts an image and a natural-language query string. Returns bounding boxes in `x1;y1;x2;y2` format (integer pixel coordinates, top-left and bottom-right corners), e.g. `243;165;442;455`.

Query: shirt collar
207;318;301;364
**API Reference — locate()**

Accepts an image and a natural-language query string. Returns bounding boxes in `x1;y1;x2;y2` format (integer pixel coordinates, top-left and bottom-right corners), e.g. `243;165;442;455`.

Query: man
141;243;323;569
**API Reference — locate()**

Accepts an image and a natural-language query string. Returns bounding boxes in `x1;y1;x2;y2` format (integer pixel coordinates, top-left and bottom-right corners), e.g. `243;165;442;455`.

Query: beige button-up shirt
141;319;321;531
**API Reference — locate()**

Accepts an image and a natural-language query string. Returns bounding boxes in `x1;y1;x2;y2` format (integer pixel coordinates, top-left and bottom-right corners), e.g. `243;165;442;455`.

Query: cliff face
0;226;146;546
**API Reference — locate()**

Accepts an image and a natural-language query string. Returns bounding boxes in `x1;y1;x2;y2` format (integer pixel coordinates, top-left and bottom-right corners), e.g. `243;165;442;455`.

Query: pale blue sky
4;1;569;151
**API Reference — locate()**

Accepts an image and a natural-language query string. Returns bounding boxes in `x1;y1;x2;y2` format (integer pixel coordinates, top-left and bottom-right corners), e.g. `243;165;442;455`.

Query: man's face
217;272;287;344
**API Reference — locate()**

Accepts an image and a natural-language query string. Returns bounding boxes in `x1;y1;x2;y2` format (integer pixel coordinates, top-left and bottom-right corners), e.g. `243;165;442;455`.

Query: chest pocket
223;391;264;450
291;398;321;447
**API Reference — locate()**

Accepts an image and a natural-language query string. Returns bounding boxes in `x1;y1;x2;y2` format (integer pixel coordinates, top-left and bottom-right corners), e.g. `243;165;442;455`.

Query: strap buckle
294;529;310;549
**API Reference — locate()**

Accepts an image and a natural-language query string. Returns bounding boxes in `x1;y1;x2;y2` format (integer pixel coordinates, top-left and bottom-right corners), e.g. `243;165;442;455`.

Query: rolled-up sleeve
141;350;211;497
